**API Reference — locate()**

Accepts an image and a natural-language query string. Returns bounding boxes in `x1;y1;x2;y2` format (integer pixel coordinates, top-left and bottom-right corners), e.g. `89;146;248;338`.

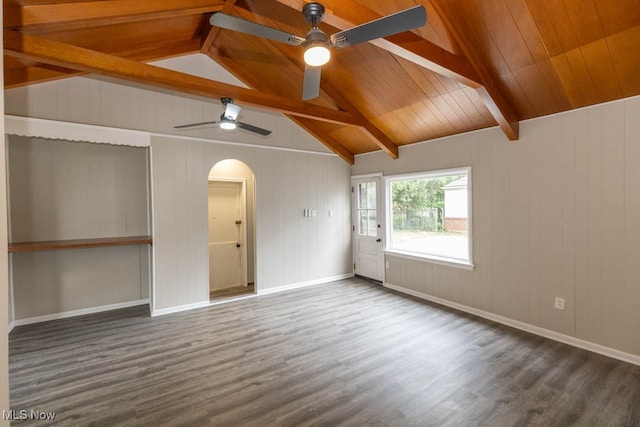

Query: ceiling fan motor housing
303;2;325;28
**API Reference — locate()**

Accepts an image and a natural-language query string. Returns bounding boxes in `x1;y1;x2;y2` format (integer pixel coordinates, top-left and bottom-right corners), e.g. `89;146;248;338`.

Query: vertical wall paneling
4;55;330;155
353;96;640;358
623;98;640;353
490;136;510;317
7;137;152;320
151;136;352;311
600;102;626;349
585;106;604;343
573;108;590;342
536;116;564;333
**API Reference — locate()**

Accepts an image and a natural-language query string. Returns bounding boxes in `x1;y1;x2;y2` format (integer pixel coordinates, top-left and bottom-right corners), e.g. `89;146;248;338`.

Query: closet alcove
6;116;153;325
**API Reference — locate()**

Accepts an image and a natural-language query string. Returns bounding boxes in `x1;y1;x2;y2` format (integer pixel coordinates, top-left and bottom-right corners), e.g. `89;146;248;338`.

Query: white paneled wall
7;137;151;320
4;54;352;316
4;54;331;154
353;96;640;358
151;135;352;311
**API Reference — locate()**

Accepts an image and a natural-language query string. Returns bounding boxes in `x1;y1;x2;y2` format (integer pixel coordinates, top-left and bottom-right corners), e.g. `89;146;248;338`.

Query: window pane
388;171;470;262
366;182;376;210
367;210;377;236
358;210;368;235
358;183;367;209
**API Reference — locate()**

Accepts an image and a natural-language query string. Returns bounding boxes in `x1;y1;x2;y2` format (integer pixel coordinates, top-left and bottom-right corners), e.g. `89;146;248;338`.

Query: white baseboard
151;300;210;317
257;273;355;296
152;273;355;315
12;299;150;327
384;282;640;367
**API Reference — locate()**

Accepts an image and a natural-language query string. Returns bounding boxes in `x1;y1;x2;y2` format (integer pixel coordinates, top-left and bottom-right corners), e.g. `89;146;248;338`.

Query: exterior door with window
352;175;384;281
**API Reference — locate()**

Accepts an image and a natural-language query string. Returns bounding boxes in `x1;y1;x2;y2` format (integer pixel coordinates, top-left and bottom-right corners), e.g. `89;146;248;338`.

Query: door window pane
357;182;377;236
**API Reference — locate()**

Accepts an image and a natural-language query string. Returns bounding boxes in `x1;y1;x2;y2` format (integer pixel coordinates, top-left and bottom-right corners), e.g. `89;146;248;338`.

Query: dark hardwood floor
9;277;640;426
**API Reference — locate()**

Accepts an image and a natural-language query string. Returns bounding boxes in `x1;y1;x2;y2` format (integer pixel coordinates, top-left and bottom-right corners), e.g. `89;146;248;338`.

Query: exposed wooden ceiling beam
5;0;225;32
271;0;519;140
205;46;355;163
201;0;238;53
4;39;201;89
223;6;398;159
4;31;359;127
288;119;355;164
429;0;519;140
4;65;82;89
318;81;397;159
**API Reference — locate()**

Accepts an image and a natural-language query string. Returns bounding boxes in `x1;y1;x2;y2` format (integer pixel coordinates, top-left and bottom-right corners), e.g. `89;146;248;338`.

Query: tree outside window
387;168;471;265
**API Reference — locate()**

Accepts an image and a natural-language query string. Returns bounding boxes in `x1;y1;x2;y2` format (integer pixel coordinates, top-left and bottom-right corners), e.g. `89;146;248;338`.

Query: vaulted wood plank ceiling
4;0;640;164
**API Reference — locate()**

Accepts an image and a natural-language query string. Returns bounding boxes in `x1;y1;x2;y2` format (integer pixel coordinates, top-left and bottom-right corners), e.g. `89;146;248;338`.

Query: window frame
384;166;474;270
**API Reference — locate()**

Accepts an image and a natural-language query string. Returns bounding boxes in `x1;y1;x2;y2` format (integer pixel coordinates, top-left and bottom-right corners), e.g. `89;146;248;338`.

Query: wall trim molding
151;133;335;157
7;321;15;334
5;115;151;147
4;115;337;157
384;282;640;367
257;273;355;296
12;299;150;327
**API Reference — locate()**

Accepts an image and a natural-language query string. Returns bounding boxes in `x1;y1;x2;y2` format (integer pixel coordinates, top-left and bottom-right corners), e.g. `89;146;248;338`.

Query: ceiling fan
209;2;427;100
174;97;272;136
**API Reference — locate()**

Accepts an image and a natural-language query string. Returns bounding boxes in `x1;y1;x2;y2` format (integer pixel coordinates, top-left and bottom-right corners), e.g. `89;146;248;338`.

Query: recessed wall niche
7;135;152;322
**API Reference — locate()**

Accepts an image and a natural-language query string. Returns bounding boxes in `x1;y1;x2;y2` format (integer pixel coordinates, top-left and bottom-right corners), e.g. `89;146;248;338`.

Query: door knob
376;239;381;242
236;243;241;248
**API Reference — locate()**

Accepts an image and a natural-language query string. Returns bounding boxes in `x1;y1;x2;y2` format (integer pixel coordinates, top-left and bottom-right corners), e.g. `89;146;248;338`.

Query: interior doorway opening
208;159;256;301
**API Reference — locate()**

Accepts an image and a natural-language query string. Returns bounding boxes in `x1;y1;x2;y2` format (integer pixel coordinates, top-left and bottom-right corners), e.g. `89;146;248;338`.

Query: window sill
384;249;475;271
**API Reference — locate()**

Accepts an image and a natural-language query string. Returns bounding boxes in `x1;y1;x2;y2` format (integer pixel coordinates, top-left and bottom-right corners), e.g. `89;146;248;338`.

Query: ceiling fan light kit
304;44;330;66
174;97;271;136
219;120;237;130
209;2;427;100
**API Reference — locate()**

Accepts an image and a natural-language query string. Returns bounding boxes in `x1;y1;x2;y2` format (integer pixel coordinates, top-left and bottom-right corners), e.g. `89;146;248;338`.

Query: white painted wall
352;95;640;358
151;135;352;310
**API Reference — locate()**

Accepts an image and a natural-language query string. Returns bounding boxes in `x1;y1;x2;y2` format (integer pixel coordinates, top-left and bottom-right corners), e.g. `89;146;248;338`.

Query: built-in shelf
8;236;153;253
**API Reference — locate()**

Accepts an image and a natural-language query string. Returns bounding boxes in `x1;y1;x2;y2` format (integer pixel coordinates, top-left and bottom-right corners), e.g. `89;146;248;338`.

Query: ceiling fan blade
210;13;305;46
236;122;272;136
330;5;427;48
174;121;220;129
303;65;322;100
224;102;242;120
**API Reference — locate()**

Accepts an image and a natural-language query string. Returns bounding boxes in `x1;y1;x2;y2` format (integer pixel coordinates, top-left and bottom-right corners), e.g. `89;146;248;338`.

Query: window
356;181;378;237
386;167;472;268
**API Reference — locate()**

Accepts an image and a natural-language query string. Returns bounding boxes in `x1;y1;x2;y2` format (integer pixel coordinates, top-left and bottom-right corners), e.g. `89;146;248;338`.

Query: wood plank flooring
8;277;640;426
210;284;255;301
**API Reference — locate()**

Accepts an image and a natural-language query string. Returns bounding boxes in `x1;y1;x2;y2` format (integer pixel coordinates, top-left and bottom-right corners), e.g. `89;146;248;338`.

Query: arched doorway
208;159;256;300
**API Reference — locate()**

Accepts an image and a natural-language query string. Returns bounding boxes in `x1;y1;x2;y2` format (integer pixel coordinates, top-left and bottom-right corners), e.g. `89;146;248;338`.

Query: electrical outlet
385;261;390;270
554;297;565;310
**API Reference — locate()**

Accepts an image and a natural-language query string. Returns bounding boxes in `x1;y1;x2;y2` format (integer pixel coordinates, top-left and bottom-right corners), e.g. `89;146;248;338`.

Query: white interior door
208;180;246;291
352;175;384;281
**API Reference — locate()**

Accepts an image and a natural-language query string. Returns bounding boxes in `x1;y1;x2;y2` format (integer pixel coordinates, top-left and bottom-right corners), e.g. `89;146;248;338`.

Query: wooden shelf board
8;235;152;253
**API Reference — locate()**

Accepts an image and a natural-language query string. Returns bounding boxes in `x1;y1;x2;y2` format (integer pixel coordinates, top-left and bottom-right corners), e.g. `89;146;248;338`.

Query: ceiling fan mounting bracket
220;96;233;105
303;2;325;28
